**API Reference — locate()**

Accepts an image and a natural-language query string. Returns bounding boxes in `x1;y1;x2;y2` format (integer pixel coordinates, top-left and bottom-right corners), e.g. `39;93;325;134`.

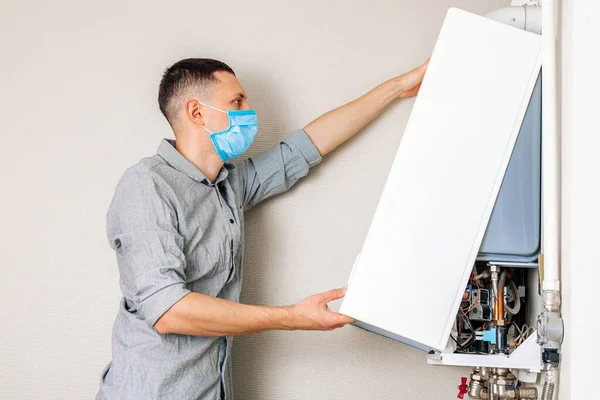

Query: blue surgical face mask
199;101;259;162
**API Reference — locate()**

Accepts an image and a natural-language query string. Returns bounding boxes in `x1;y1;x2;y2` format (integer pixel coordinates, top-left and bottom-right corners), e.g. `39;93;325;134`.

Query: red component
463;289;471;302
457;377;468;399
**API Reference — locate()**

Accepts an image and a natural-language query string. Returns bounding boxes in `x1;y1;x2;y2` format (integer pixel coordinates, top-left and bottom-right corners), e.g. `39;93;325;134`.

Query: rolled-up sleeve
106;171;191;328
241;128;322;210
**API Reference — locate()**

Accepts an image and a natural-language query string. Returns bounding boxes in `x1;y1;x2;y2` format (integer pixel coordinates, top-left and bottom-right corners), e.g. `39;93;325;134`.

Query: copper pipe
495;269;507;325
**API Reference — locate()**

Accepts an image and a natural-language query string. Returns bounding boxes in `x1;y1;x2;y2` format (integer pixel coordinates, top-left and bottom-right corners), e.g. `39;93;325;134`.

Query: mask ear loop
197;101;227;113
197;100;228;134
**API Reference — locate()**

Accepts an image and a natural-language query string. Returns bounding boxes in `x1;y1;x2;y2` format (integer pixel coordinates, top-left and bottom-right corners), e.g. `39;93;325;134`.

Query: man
97;57;428;400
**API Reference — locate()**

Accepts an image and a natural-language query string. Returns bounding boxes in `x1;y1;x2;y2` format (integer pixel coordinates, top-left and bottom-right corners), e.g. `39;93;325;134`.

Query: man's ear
185;99;204;126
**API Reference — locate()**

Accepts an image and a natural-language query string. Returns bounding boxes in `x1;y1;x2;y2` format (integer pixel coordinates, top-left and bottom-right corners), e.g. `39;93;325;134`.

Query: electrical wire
457;333;473;347
461;315;477;347
514;324;535;345
505;279;521;315
459;296;479;316
522;326;535;342
451;313;478;351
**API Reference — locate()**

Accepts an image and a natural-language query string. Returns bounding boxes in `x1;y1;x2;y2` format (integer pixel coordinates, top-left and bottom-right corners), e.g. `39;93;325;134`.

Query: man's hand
394;58;430;99
286;287;354;331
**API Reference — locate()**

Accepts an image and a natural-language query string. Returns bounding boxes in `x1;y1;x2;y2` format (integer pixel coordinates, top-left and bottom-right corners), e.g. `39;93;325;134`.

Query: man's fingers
328;313;354;330
404;82;422;98
321;287;347;303
335;313;354;325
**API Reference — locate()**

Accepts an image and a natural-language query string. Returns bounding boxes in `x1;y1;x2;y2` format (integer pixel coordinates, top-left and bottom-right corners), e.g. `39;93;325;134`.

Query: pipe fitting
480;387;538;399
542;290;561;313
537;290;564;350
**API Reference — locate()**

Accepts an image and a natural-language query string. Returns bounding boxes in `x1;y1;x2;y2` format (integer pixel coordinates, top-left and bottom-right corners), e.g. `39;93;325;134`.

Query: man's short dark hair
158;58;235;126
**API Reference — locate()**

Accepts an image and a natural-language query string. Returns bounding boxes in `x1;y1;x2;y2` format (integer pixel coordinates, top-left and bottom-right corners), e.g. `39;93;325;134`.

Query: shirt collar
156;138;234;185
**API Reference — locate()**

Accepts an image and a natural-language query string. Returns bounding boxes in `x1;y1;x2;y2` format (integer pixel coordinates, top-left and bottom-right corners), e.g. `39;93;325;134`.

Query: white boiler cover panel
339;8;541;352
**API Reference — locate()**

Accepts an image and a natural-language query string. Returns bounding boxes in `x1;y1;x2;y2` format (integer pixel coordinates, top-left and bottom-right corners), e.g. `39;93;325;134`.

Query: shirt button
229;218;234;224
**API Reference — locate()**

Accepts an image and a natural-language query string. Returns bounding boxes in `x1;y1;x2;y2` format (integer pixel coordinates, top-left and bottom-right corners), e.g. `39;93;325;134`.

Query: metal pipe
541;0;560;294
476;260;538;268
480;385;538;399
485;5;542;34
490;265;499;321
479;368;538;399
538;3;563;399
496;270;507;324
489;376;497;400
468;367;484;399
541;365;558;400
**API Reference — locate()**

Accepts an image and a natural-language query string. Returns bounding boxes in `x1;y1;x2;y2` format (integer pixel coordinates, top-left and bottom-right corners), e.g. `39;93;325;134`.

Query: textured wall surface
0;1;513;399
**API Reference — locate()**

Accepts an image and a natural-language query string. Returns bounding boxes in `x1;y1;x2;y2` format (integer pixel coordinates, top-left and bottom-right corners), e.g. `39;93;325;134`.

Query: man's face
201;71;251;133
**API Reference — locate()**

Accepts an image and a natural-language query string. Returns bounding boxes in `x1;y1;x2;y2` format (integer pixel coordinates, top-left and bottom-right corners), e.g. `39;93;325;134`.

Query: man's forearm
303;77;405;157
154;292;294;336
303;61;428;156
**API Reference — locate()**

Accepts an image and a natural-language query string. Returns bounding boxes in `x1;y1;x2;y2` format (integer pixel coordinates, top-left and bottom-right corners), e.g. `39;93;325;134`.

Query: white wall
0;1;529;399
559;0;599;399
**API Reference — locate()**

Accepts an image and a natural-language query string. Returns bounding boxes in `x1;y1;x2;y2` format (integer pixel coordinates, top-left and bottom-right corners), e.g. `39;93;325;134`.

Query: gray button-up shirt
96;129;322;400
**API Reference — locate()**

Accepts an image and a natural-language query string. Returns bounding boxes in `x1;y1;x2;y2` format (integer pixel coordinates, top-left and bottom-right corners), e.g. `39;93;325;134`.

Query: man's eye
234;99;241;105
